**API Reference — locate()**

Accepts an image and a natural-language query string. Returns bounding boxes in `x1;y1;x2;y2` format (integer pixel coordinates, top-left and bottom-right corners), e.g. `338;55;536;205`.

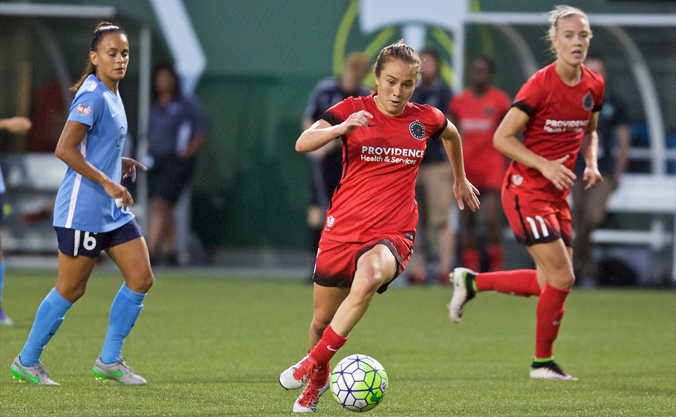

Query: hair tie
97;25;119;32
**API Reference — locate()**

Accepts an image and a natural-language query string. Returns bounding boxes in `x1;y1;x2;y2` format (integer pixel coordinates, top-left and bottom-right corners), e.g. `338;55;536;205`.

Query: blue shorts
55;219;143;258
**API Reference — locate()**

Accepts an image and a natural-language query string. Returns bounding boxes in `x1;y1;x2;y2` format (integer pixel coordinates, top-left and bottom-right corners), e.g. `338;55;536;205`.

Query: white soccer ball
330;354;388;412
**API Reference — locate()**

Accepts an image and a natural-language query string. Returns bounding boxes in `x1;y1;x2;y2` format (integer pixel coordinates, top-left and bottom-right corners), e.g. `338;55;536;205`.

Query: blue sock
20;288;73;366
0;259;5;303
100;283;146;364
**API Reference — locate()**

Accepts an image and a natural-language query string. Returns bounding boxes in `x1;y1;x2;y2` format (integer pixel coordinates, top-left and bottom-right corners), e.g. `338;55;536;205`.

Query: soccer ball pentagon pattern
330;354;388;412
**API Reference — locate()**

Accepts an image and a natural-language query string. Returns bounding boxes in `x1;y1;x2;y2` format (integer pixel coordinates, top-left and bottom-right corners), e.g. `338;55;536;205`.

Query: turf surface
1;269;674;416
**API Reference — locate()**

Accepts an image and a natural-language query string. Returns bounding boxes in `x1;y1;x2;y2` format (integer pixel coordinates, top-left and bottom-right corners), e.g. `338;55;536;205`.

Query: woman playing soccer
279;42;480;413
10;22;153;385
450;6;604;380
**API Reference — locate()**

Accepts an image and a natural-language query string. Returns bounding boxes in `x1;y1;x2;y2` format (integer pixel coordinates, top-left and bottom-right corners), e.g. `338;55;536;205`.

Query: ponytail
71;22;126;92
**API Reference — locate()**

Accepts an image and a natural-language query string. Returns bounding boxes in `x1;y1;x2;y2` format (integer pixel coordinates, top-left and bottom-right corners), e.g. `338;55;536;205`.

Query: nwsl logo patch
409;120;425;140
76;103;92;116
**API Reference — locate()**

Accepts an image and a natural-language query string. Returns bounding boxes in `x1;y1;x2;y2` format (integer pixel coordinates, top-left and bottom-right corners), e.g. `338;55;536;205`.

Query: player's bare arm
295;110;373;153
580;111;603;189
440;121;480;212
494;107;576;191
0;116;32;134
55;120;133;209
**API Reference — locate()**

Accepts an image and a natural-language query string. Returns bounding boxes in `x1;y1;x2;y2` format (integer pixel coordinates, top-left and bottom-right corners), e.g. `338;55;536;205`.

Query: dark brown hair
371;41;421;94
71;22;127;92
152;63;181;100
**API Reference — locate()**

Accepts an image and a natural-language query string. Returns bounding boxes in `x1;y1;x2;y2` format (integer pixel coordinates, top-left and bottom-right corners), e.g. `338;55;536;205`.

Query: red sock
487;244;503;272
475;269;541;297
462;249;481;272
535;283;570;359
310;362;330;388
309;324;347;368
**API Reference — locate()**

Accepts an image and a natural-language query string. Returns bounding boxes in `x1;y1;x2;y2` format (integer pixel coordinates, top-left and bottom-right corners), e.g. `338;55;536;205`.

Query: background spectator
572;56;631;287
146;64;209;266
408;48;455;284
449;56;511;272
302;52;371;279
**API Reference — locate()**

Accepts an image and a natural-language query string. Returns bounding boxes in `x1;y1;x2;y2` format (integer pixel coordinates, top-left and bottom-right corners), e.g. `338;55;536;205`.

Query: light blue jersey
53;74;134;232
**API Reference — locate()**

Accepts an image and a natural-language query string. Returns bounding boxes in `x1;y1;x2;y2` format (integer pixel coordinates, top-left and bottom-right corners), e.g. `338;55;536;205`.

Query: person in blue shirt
10;22;153;386
0;116;33;326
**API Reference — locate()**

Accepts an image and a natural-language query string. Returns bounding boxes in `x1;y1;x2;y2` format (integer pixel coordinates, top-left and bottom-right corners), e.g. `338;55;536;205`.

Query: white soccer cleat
293;379;330;413
530;360;578;380
449;267;477;323
93;357;147;385
10;356;59;385
280;355;318;390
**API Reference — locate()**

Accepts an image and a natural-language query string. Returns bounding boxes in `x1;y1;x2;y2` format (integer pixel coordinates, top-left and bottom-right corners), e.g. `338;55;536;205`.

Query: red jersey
449;86;511;185
320;95;447;242
508;62;605;200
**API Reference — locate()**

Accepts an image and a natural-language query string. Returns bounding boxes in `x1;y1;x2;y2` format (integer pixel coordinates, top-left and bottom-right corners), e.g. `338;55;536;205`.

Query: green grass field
1;269;674;416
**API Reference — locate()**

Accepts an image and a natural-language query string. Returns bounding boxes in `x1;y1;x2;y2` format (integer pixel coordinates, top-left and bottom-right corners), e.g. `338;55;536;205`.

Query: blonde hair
371;41;421;94
547;5;592;54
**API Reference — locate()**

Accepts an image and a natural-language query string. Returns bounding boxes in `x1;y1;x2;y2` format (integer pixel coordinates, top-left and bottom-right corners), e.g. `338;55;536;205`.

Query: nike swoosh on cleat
96;365;123;377
327;346;338;352
17;365;40;384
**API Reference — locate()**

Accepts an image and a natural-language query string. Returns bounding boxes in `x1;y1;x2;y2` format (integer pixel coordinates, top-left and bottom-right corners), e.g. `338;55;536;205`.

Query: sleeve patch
76;103;93;116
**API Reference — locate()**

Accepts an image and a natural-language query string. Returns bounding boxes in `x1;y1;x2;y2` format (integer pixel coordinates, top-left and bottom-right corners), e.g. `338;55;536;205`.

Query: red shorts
502;186;572;247
465;158;506;191
313;234;414;294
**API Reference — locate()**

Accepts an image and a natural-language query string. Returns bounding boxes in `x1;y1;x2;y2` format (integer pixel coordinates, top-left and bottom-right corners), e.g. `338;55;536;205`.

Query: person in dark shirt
408;48;455;285
146;64;209;265
572;56;630;286
302;52;371;277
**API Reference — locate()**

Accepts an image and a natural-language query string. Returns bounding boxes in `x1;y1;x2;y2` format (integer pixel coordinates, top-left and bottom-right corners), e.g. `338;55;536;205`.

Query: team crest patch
583;92;594;111
409;120;425;140
326;216;335;227
76;103;92;116
512;174;523;186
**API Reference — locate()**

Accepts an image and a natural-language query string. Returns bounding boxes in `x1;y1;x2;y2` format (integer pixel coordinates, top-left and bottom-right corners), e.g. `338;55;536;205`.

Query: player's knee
550;267;575;289
130;271;154;294
64;282;87;303
352;271;384;299
310;318;329;336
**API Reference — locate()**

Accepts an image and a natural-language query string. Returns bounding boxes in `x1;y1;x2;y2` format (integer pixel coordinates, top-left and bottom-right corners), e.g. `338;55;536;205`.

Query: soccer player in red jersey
449;56;511;272
450;6;605;381
279;42;480;412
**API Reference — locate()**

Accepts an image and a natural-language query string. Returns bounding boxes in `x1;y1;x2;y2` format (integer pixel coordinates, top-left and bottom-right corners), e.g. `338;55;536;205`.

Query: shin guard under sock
476;269;541;297
309;324;347;369
535;283;570;359
20;288;73;366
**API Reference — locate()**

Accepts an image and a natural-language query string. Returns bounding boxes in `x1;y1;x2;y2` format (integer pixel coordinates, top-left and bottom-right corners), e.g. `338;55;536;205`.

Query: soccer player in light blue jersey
10;22;154;386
